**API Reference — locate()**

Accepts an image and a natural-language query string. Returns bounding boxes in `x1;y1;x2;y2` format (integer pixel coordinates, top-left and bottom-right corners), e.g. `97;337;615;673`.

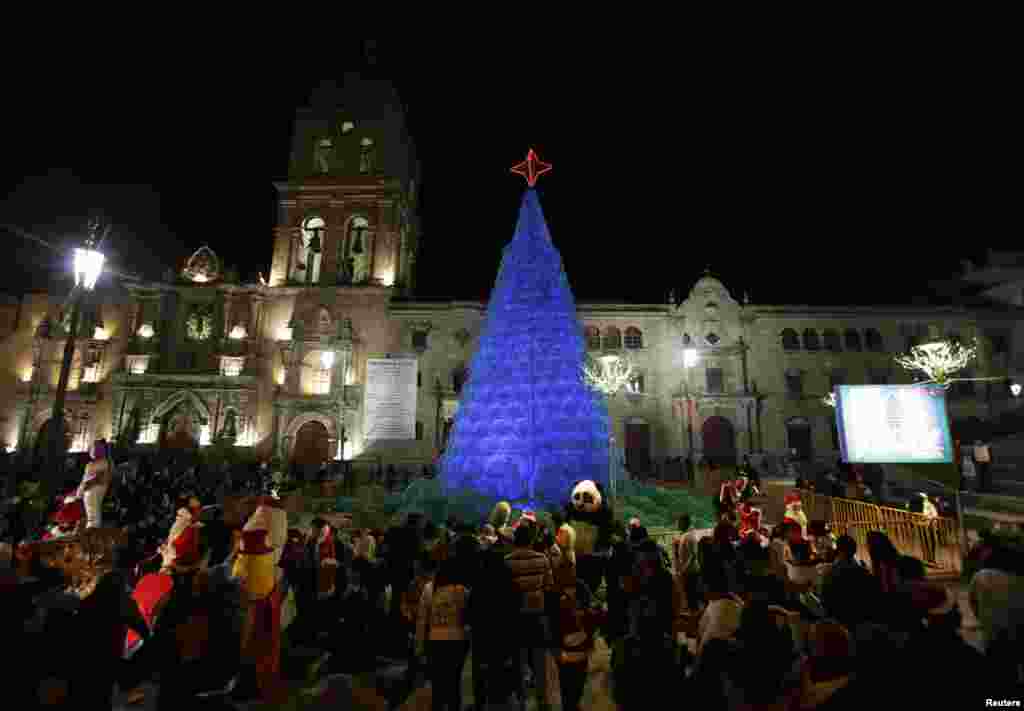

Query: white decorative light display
823;392;837;408
276;369;286;386
683;348;699;368
278;324;294;341
1012;383;1022;397
235;423;259;447
220;356;244;377
93;326;110;341
343;440;354;461
320;350;336;369
127;355;150;375
583;354;634;397
138;423;159;444
229;325;247;340
21;368;33;383
895;338;977;387
83;364;100;384
137;323;155;339
199;424;212;446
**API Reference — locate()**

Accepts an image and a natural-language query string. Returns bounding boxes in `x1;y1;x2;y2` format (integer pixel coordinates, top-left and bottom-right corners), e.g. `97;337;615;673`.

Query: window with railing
624;327;643;349
781;329;800;351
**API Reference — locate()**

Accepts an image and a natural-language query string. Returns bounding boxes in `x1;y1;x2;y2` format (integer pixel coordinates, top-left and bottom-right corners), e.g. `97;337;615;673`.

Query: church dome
182;246;221;283
690;269;731;296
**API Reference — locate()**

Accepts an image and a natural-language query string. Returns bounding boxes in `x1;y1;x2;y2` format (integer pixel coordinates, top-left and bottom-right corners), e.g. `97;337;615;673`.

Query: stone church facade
2;77;1020;474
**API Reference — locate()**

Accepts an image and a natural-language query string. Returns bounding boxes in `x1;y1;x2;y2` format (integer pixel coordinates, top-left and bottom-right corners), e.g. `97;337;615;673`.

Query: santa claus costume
315;521;339;599
160;497;203;573
783;492;808;541
77;439;112;529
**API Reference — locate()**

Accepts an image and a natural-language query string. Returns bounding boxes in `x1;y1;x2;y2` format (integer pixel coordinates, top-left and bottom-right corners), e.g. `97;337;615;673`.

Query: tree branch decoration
583;354;635;397
894;338;978;388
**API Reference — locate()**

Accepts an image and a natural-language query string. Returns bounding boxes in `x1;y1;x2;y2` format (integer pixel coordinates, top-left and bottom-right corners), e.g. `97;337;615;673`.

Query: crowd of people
2;439;1022;710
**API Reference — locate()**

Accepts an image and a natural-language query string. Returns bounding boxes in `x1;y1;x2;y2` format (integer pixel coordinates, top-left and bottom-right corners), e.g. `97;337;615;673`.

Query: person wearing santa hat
77;439;112;529
159;496;204;573
311;517;339;600
783;492;808;541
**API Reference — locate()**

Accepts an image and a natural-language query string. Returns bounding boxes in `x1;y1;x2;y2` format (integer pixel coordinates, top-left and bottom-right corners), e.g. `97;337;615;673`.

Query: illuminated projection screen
836;385;953;464
364;358;418;441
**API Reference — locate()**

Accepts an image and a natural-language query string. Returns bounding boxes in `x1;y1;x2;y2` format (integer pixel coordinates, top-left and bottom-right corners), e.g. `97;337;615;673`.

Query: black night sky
1;45;1013;306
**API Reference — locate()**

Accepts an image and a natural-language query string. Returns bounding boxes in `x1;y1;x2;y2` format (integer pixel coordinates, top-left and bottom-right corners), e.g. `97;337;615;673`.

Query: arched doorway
162;409;198;450
292;420;330;471
786;417;812;461
702;415;736;466
624;418;651;478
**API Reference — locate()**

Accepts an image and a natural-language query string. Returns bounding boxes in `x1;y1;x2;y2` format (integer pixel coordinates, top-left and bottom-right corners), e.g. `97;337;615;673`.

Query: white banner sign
364;358;418;441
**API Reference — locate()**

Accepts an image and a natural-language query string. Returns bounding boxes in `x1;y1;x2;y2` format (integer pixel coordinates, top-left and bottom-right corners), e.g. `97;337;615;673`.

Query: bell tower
270;75;420;293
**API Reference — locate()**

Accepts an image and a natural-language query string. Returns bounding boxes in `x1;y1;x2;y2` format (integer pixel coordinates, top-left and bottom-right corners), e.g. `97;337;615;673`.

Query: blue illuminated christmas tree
440;150;611;509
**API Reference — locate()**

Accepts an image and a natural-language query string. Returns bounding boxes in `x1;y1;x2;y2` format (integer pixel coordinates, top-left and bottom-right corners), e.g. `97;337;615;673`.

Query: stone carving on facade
182;246;221;283
186;305;214;342
314;136;333;174
318;306;332;334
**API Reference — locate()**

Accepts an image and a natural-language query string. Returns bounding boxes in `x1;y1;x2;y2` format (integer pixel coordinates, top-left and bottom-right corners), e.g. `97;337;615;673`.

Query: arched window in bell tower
359;137;375;174
291;217;325;284
339;216;371;285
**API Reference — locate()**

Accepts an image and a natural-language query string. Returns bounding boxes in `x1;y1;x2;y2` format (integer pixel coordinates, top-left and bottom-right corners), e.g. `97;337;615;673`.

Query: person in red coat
160;497;203;572
313;518;339;599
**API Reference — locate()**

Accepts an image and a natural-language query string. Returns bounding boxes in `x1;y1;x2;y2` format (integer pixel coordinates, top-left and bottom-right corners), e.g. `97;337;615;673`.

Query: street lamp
46;222;105;489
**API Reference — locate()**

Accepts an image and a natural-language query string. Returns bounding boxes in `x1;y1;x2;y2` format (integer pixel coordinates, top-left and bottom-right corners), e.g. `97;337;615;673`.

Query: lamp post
46;223;105;490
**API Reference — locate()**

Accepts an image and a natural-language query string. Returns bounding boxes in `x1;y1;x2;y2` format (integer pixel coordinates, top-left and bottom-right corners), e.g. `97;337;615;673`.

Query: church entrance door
292;421;330;474
702;415;736;467
624;421;651;478
163;411;198;451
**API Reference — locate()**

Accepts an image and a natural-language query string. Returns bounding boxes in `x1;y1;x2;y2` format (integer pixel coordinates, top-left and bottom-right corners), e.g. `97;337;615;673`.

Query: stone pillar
222;292;234;339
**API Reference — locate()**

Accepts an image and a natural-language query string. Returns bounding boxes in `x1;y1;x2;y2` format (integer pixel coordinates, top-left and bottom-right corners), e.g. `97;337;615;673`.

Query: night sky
1;46;1012;307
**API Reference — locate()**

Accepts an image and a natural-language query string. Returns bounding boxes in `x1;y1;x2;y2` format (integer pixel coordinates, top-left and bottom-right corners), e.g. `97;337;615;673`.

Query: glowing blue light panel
440;189;611;509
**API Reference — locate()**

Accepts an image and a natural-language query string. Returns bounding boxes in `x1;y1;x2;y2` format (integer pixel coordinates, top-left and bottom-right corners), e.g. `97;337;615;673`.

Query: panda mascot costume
564;480;616;597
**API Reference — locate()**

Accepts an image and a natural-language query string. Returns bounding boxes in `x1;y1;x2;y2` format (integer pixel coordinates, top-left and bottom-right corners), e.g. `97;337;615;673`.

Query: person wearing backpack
416;557;471;711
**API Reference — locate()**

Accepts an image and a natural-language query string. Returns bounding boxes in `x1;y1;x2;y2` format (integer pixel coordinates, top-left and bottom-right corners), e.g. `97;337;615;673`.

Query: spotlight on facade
137;323;155;339
229;325;247;340
93;326;110;341
73;244;106;291
320;350;336;370
683;348;698;368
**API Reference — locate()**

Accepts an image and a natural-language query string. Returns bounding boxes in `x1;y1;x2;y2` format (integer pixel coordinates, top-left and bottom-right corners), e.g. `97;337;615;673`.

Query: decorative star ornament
511;148;552;187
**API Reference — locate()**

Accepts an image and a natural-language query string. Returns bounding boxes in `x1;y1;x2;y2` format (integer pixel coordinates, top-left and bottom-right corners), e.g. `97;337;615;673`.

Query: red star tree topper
511;148;551;187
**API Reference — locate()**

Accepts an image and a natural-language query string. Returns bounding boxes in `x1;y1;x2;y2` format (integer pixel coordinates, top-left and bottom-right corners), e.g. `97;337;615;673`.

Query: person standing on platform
77;439;113;529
